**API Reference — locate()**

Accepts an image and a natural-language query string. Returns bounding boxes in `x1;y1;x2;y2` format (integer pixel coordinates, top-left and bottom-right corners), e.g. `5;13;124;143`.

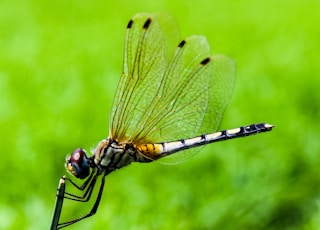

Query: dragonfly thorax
93;139;151;174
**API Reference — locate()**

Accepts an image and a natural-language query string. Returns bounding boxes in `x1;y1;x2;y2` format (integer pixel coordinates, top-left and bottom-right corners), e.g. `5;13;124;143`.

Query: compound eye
66;148;90;179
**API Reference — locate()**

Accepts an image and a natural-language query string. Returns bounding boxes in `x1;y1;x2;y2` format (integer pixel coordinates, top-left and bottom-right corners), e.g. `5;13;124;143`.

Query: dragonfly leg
66;166;96;190
57;174;106;229
64;169;99;202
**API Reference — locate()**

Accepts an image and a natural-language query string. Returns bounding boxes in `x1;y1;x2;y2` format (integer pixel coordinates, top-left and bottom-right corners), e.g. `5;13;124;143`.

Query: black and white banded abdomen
137;123;274;160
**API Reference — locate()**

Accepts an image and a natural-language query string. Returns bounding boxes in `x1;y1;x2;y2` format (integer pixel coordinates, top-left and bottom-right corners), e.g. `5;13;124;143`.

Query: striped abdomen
136;123;274;160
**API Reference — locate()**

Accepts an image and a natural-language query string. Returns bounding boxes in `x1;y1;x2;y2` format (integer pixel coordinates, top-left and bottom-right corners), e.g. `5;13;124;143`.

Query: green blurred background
1;0;319;229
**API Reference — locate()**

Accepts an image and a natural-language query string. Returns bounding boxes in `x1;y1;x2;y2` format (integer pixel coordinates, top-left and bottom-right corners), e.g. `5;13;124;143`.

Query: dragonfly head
65;148;90;179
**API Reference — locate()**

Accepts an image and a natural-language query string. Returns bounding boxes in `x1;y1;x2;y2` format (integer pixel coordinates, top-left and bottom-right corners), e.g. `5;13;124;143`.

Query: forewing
110;13;179;142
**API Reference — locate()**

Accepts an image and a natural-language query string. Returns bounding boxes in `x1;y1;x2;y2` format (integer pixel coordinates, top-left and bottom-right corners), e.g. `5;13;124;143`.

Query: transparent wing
109;13;235;159
110;13;179;142
199;55;235;135
159;55;235;164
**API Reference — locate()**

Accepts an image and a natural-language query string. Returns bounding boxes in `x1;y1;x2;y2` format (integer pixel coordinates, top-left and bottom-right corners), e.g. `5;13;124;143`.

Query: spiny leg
57;174;106;229
64;169;99;201
67;167;96;190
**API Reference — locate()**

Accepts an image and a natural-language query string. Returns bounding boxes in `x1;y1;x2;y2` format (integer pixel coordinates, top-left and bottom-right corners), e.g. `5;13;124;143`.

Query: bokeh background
1;0;319;229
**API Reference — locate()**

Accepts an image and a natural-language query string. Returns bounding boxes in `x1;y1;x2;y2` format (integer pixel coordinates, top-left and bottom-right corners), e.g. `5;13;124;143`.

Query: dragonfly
50;12;274;229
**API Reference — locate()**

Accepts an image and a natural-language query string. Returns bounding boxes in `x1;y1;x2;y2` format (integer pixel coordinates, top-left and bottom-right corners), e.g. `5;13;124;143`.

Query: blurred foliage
0;0;319;229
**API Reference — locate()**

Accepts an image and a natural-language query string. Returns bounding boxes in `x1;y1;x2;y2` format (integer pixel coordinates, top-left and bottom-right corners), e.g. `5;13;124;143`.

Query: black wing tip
143;18;152;29
127;19;134;29
200;57;211;65
178;40;186;48
127;17;152;30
